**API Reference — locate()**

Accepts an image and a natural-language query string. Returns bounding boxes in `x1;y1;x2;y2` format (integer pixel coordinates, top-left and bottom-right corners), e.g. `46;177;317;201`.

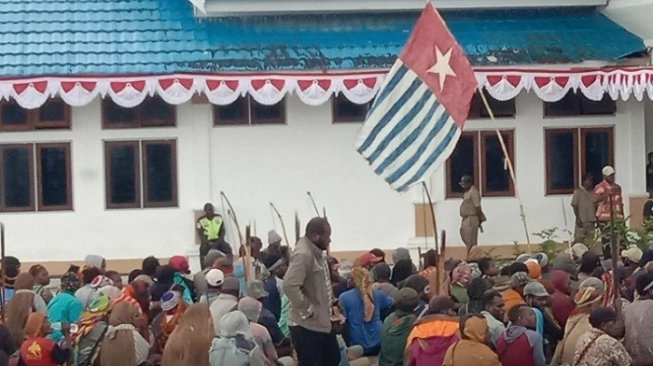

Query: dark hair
591;266;605;279
142;256;160;277
263;253;282;270
580;252;601;274
636;271;653;296
508;262;528;276
153;265;175;283
423;249;437;268
370;248;386;262
305;217;329;236
82;267;102;285
391;259;415;286
581;173;593;182
105;270;120;279
372;263;391;282
589;307;617;328
476;257;494;275
128;269;145;284
401;274;428;294
499;265;512;276
467;278;490;301
507;304;530;324
428;296;455;315
2;256;20;278
482;290;502;309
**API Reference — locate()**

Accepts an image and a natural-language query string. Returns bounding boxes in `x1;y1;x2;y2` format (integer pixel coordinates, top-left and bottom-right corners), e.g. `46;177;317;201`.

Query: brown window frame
142;140;178;208
331;95;372;123
104;141;141;209
480;130;516;197
0;144;35;212
544;127;614;195
213;96;286;126
102;97;177;129
0;99;71;132
36;143;73;211
446;130;515;199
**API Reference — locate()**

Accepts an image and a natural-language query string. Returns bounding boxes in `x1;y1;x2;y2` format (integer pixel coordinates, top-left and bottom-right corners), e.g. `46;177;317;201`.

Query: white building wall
0;92;646;263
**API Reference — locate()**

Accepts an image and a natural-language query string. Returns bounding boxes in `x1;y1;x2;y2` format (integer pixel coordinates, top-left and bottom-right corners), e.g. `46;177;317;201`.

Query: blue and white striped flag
355;3;477;192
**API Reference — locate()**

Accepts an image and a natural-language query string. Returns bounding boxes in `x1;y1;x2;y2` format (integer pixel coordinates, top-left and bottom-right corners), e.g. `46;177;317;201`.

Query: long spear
220;191;244;249
294;211;301;243
270;202;291;247
307;191;320;217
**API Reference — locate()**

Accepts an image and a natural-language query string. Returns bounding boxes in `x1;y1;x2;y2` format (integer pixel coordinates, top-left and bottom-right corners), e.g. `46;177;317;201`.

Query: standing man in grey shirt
283;217;341;366
571;174;597;243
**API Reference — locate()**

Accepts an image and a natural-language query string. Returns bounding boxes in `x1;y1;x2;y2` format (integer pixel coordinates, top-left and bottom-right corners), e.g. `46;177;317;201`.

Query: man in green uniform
197;202;228;268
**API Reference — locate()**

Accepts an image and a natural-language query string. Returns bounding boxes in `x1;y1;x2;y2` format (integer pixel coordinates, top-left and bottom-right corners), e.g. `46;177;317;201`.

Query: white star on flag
427;46;457;90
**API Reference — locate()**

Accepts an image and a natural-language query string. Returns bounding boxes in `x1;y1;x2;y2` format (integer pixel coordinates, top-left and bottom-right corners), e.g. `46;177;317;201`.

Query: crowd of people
0;216;651;365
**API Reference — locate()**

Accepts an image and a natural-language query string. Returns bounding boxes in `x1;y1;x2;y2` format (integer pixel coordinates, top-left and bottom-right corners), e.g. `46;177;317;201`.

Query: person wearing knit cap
209;277;240;335
75;294;112;366
238;296;281;364
47;272;83;343
502;272;530;316
551;278;605;365
152;290;186;354
379;288;419;366
244;281;286;348
168;256;196;304
84;255;106;273
622;245;643;276
20;312;72;366
209;311;268;366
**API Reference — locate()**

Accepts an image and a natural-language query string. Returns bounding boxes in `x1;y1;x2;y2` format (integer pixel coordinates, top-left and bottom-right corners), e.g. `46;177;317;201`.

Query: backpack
406;334;459;366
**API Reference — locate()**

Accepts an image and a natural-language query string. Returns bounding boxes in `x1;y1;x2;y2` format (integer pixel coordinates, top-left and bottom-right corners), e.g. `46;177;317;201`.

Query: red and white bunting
3;67;653;108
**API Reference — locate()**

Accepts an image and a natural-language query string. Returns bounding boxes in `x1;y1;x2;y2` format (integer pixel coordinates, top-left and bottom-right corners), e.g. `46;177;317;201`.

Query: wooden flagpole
422;181;445;297
477;89;532;248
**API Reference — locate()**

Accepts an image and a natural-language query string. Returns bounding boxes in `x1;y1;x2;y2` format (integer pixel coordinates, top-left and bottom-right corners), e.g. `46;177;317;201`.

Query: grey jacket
283;237;333;334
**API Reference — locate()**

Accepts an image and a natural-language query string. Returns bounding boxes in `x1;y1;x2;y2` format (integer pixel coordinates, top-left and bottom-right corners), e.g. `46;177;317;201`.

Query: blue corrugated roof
0;0;644;76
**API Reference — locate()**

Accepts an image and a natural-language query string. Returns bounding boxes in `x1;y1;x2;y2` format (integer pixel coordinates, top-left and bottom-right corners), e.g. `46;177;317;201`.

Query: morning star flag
354;3;477;192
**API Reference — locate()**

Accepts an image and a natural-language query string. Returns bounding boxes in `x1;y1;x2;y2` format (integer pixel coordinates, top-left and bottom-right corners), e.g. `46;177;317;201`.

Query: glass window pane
251;99;285;124
39;146;69;207
448;135;475;195
484;134;511;192
104;100;138;127
1;101;28;127
214;97;248;125
581;95;616;115
544;91;581;117
584;130;611;186
548;131;576;191
140;97;175;126
3;147;32;208
333;95;368;122
145;143;174;204
108;145;138;204
38;99;66;122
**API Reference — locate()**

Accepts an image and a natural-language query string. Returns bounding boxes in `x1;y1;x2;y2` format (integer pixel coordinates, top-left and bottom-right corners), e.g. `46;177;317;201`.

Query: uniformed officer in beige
459;175;486;252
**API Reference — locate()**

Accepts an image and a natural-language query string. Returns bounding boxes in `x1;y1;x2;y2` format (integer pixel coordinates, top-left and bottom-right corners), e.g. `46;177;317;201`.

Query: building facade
0;0;649;270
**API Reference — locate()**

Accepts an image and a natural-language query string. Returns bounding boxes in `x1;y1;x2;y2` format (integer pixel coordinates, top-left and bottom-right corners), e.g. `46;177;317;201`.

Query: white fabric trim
3;67;653;108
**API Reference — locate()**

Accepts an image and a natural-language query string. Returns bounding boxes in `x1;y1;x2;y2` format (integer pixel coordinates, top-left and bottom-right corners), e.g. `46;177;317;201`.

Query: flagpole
477;88;531;248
